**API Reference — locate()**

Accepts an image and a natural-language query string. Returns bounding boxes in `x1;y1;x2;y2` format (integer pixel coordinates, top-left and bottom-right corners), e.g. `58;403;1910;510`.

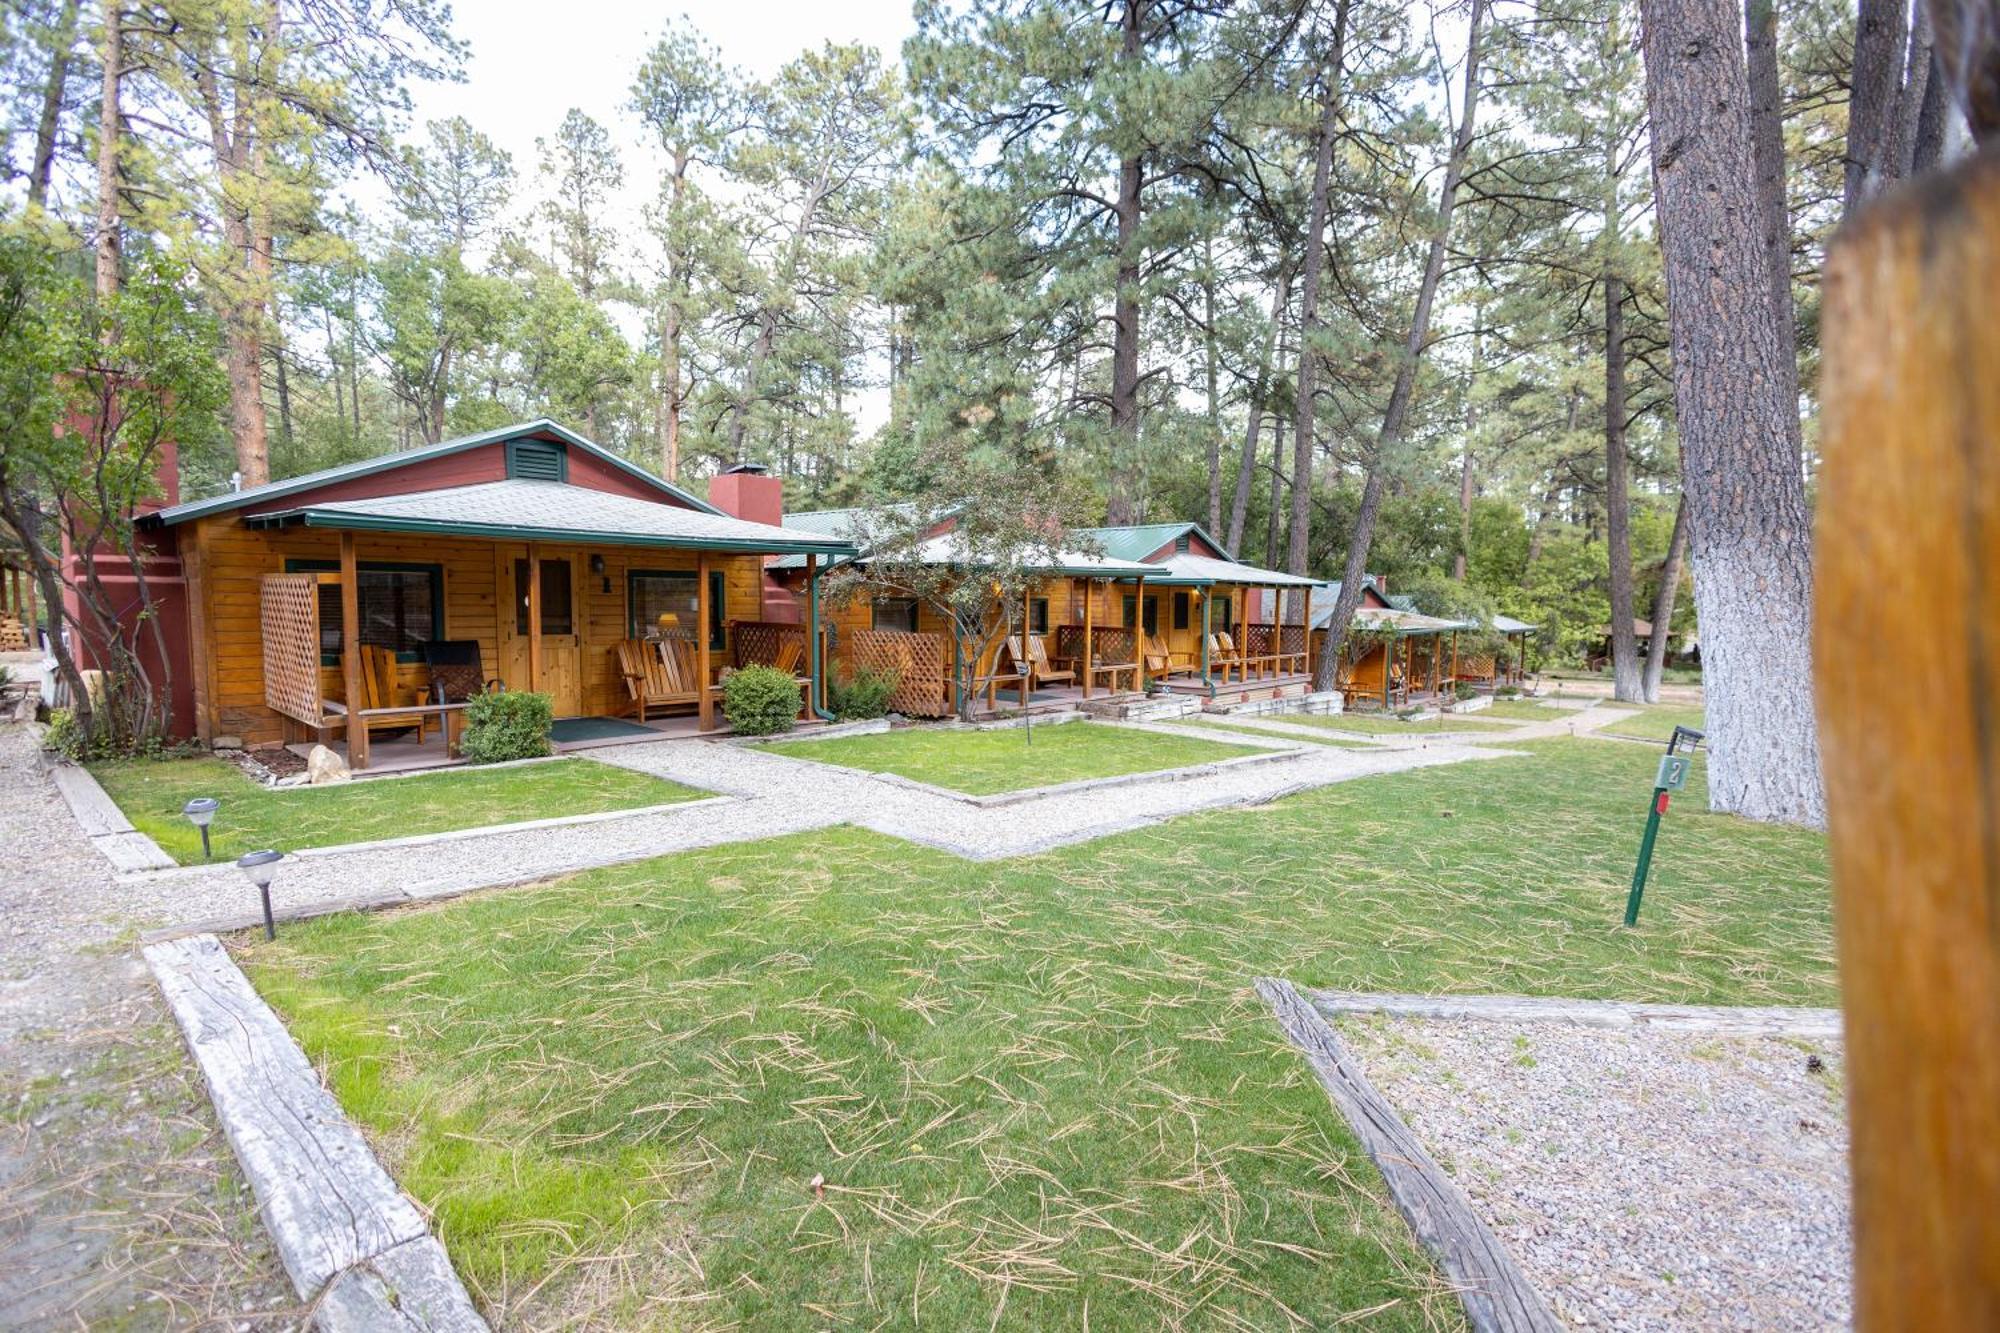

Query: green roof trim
252;510;853;554
145;419;719;526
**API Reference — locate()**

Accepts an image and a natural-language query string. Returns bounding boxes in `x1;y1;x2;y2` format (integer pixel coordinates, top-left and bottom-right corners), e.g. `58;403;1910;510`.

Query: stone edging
144;934;487;1331
1311;989;1841;1037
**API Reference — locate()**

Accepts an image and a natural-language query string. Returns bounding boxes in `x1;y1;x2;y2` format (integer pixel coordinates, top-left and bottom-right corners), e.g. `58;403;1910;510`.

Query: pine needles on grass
243;737;1830;1330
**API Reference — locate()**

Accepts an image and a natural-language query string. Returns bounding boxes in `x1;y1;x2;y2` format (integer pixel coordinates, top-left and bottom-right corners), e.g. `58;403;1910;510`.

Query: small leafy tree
827;404;1093;722
0;223;225;753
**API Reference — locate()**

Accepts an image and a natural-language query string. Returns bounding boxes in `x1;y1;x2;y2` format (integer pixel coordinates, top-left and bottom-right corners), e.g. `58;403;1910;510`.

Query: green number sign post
1623;726;1703;926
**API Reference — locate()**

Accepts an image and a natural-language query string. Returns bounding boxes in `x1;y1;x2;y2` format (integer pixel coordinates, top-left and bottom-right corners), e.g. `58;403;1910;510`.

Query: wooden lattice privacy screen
260;573;325;726
1054;624;1139;671
848;628;949;717
731;620;816;673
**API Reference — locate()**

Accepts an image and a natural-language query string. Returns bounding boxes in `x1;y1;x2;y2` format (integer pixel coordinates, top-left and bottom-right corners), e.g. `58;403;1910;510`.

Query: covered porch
244;481;852;771
1136;559;1320;702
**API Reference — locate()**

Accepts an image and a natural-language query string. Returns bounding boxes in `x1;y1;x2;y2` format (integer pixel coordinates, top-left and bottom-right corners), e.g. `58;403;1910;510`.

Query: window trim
285;558;444;665
871;596;921;633
627;567;727;650
1172;591;1189;630
1029;597;1049;635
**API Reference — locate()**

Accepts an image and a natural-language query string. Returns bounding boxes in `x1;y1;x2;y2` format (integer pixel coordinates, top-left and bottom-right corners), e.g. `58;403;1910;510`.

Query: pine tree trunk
1263;408;1283;570
1455;320;1480;581
1227;264;1289;555
1642;493;1688;703
1315;0;1486;690
1640;0;1823;826
1745;0;1805;465
28;0;80;210
1604;273;1641;702
1286;0;1350;577
1107;140;1143;523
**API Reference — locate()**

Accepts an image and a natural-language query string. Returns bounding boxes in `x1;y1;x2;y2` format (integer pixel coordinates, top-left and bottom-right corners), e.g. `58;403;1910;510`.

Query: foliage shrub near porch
721;664;802;735
771;719;1259;794
460;690;555;763
91;755;702;863
243;738;1832;1328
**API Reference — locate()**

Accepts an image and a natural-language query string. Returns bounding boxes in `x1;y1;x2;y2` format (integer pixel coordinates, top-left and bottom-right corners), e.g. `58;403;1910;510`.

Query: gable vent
1174;534;1192;553
507;438;568;482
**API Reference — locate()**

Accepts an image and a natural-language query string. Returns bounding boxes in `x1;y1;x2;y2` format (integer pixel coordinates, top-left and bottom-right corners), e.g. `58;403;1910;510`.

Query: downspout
807;558;835;722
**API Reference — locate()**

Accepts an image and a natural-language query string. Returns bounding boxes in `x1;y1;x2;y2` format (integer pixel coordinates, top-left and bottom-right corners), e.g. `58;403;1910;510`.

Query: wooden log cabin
1072;523;1322;705
127;421;854;771
769;506;1171;718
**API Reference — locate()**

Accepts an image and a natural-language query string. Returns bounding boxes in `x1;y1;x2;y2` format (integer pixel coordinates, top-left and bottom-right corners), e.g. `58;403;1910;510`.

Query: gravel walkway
120;717;1552;934
0;724;298;1327
1338;1012;1850;1331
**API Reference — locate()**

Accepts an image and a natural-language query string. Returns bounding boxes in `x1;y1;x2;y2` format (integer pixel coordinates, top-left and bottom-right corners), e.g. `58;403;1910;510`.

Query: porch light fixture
182;797;219;860
590;553;605;574
237;849;284;940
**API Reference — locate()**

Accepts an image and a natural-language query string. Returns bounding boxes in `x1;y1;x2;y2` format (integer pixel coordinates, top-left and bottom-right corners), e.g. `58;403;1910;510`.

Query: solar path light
237;850;284;940
182;797;219;860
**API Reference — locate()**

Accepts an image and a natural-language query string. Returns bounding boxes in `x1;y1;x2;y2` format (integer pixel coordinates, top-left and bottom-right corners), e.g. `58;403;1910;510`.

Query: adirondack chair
1207;633;1246;683
358;644;436;744
1024;632;1072;684
1146;634;1199;678
616;637;701;720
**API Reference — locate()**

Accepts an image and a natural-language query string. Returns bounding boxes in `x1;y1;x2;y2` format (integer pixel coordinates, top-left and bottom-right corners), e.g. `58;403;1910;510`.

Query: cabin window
514;559;574;636
1214;595;1235;631
1029;598;1049;634
1172;592;1190;630
1123;596;1158;634
872;597;920;632
286;559;442;665
629;569;727;649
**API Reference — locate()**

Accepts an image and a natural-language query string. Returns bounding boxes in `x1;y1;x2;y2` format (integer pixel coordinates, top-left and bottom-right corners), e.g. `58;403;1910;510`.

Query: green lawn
1477;699;1575;722
1290;710;1520;736
243;738;1832;1330
768;720;1261;794
92;756;705;863
1599;705;1708;744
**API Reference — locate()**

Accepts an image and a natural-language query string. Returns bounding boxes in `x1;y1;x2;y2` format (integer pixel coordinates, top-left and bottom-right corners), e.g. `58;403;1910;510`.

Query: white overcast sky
387;0;922;439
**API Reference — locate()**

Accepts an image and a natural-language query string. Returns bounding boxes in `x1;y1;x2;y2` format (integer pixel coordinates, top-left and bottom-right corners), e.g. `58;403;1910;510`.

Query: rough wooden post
525;543;542;695
1082;577;1094;700
338;531;366;771
1817;154;2000;1330
696;551;713;731
1133;578;1147;692
805;553;820;713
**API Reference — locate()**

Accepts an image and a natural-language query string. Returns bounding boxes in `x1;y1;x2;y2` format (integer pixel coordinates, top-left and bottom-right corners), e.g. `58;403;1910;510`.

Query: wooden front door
496;550;583;715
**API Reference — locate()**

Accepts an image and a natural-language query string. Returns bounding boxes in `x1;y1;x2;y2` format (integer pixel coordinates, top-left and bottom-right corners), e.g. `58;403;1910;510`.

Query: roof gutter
244;510;856;557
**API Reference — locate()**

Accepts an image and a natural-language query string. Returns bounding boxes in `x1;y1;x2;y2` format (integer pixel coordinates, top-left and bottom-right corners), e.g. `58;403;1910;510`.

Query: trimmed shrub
828;665;898;721
461;690;554;763
1453;682;1478;701
723;665;800;736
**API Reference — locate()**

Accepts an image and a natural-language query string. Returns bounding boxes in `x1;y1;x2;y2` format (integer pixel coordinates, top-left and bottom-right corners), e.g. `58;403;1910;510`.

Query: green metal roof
767;502;959;571
1078;522;1203;563
242;480;857;555
1076;523;1318;587
146;419;718;526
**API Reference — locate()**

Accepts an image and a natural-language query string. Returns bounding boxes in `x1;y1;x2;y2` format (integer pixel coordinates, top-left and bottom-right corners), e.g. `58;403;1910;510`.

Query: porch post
1450;629;1459;688
1134;577;1146;692
339;530;367;770
1200;588;1213;694
526;542;543;694
1082;578;1094;700
696;550;713;731
805;554;822;714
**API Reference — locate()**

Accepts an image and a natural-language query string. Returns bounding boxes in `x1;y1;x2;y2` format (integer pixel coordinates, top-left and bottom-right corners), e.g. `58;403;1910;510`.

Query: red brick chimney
709;462;782;527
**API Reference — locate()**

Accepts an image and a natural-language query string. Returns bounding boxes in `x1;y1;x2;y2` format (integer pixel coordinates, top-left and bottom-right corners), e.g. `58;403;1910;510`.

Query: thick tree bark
1104;0;1146;524
1263;407;1283;570
1642;493;1688;703
1315;0;1485;690
1847;0;1911;211
1227;263;1290;555
1286;0;1351;577
1455;320;1478;582
1744;0;1806;470
94;5;121;303
1603;271;1641;701
29;0;81;210
1640;0;1824;826
1203;241;1221;536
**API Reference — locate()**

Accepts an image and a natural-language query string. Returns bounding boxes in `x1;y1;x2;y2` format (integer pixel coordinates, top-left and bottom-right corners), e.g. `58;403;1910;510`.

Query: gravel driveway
1338;1013;1850;1331
0;723;299;1328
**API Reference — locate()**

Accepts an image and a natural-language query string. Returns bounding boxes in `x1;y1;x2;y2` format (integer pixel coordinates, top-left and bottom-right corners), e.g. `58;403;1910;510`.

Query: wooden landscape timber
1817;148;2000;1329
1256;977;1563;1333
144;934;488;1330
